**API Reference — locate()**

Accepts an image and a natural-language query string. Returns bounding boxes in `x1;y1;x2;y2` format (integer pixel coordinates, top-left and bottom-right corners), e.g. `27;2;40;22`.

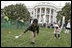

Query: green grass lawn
1;27;71;47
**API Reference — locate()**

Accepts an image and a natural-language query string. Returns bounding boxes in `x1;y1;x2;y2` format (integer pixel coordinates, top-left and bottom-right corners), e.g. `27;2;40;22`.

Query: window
46;8;50;14
51;16;53;23
41;20;43;22
35;9;36;14
51;9;53;15
37;8;40;13
32;11;33;14
46;15;49;22
42;8;45;13
37;15;39;19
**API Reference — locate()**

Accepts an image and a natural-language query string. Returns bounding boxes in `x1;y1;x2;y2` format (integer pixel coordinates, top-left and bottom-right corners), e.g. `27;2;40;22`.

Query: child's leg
58;31;60;37
54;33;57;39
67;30;69;34
65;29;67;34
34;32;36;37
58;34;60;39
30;32;35;43
64;27;66;33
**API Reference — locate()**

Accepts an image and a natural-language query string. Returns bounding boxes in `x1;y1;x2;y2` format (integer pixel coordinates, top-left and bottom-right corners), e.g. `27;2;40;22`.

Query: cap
33;19;38;24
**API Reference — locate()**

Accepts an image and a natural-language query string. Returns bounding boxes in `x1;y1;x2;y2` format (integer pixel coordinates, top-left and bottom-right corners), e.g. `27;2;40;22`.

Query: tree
56;2;71;24
56;11;62;24
2;3;30;21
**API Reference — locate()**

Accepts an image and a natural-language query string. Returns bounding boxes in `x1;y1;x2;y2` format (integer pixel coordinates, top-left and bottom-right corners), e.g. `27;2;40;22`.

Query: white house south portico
27;2;61;25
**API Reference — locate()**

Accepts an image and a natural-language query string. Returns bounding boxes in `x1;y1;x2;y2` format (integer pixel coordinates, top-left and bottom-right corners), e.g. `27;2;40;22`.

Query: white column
44;7;46;23
40;8;41;18
45;7;48;28
45;7;46;16
39;7;41;23
49;8;51;23
53;9;55;23
55;10;57;23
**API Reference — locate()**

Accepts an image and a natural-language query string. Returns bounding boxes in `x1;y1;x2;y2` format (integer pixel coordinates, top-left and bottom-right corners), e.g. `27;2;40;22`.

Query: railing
1;19;29;29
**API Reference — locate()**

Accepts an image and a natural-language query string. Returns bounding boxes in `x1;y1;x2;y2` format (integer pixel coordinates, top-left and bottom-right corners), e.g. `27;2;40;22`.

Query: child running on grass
65;20;71;34
15;19;39;44
54;23;61;39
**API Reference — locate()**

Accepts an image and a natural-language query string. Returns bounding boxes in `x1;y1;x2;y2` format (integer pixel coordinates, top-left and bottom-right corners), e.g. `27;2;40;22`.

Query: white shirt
54;24;59;28
66;23;70;28
54;27;61;34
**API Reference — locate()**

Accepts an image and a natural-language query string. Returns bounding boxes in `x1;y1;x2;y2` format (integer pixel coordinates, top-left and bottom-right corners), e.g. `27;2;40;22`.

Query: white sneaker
15;36;19;39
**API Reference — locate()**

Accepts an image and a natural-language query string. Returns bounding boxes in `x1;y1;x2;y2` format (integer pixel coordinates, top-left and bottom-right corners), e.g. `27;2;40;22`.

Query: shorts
66;27;70;30
54;32;60;34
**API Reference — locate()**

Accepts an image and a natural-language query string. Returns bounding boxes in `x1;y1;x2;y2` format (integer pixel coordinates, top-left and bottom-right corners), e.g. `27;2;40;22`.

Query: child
58;24;61;39
63;23;66;33
65;20;71;34
4;16;9;23
15;19;39;44
54;23;61;39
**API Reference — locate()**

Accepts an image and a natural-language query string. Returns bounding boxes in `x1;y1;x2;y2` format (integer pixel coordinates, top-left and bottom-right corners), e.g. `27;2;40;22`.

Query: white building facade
27;2;61;24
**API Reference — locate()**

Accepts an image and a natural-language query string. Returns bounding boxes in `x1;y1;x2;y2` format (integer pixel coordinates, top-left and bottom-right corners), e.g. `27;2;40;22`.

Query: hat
33;19;38;24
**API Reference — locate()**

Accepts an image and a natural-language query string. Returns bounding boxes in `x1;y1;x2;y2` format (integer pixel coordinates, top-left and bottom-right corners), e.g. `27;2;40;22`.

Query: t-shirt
24;24;39;34
54;27;61;34
66;23;70;28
